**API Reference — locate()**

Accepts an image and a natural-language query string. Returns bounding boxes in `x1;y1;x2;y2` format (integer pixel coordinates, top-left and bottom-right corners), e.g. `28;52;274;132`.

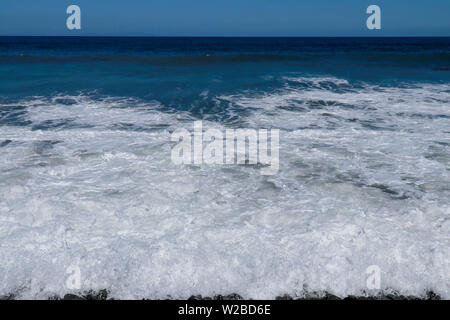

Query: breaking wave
0;76;449;299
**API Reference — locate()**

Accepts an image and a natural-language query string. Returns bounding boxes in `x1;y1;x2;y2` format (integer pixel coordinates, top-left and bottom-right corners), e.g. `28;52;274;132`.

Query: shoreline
1;290;442;301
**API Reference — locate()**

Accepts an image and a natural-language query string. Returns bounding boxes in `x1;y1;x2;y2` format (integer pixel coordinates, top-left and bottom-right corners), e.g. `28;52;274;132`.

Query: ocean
0;37;449;299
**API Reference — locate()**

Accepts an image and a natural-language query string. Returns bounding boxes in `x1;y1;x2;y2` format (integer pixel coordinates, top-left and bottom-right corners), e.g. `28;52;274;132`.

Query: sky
0;0;449;36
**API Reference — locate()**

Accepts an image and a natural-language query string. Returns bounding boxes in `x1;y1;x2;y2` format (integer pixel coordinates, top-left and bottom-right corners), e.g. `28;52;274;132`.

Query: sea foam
0;77;449;299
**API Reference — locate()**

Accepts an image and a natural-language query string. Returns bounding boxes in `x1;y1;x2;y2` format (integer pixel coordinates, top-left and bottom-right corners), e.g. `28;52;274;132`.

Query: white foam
0;79;449;299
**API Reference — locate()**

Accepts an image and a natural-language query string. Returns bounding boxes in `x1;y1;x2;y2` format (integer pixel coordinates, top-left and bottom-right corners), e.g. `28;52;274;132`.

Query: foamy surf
0;75;449;300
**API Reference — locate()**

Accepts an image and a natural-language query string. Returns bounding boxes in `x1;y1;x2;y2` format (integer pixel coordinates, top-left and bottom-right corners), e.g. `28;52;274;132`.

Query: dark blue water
1;37;449;104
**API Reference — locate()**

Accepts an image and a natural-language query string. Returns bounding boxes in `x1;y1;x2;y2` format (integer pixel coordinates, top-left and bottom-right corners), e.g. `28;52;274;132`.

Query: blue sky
0;0;449;36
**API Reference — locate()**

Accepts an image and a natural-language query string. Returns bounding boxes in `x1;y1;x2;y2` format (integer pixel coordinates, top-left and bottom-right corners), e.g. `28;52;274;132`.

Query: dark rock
323;293;341;300
189;293;243;300
385;294;406;300
1;288;444;300
276;294;293;300
426;291;441;300
217;294;243;300
83;289;109;300
63;294;85;300
344;295;371;300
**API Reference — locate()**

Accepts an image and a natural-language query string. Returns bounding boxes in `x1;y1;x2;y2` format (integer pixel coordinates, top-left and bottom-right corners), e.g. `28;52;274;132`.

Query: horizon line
1;35;449;38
